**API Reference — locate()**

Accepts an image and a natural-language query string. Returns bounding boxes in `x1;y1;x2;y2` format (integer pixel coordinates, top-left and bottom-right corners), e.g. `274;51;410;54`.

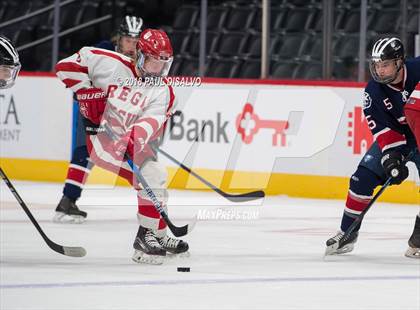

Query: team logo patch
401;90;409;103
362;92;372;109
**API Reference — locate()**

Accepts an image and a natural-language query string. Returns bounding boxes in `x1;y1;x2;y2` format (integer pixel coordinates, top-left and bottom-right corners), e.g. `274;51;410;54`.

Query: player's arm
363;92;409;184
132;87;174;145
55;46;93;92
55;47;106;129
114;87;176;161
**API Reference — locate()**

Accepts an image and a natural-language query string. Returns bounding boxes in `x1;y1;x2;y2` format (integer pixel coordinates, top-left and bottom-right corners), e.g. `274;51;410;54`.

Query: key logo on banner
236;103;289;147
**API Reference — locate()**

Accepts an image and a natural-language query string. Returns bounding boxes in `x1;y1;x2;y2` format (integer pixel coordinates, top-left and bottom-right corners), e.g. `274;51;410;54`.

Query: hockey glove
381;151;409;185
76;87;107;125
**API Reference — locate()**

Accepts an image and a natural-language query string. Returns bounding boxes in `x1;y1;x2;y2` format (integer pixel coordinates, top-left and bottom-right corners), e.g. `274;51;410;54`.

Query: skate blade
132;250;165;265
324;242;339;256
405;247;420;259
324;243;354;257
167;251;190;259
53;212;86;224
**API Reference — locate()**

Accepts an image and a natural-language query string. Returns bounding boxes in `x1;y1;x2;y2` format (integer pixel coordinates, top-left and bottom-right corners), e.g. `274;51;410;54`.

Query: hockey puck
177;267;190;272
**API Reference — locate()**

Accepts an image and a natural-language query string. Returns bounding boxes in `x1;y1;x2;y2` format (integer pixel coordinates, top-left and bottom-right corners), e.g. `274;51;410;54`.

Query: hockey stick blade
0;167;87;258
47;239;87;257
221;190;266;202
155;146;266;202
165;215;197;237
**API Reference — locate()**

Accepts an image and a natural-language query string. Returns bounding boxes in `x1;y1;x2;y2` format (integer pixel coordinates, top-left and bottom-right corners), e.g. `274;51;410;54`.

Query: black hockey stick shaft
0;167;86;257
154;146;265;202
341;151;416;243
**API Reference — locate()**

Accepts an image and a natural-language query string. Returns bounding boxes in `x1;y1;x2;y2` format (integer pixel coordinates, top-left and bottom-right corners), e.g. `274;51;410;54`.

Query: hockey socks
340;166;382;232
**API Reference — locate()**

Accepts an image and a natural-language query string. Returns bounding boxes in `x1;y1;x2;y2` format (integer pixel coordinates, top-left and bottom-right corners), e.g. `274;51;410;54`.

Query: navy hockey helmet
0;35;21;89
369;37;405;84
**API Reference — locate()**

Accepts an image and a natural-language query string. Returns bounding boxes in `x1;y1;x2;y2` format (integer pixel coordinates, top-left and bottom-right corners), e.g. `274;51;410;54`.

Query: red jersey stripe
90;49;138;78
55;62;88;74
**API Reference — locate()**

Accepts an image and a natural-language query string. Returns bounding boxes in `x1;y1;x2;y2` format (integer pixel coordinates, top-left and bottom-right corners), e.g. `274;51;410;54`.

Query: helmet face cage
0;36;21;89
136;51;173;78
0;64;21;89
369;37;405;84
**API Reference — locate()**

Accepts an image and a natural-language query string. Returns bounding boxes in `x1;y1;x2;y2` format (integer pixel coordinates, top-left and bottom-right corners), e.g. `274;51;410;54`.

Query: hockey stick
126;159;194;237
153;146;266;202
325;151;416;256
0;167;86;257
104;125;194;237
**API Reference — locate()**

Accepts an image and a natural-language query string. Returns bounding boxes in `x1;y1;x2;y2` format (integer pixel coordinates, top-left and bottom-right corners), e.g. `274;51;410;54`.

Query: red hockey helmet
136;29;173;77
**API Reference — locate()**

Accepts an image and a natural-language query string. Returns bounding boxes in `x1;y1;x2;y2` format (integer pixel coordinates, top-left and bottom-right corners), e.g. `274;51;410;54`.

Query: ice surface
1;181;419;310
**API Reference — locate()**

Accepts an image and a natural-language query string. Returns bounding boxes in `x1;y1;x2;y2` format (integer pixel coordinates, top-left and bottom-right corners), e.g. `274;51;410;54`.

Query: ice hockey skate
405;215;420;259
53;195;87;224
325;230;359;256
132;226;166;264
157;235;189;256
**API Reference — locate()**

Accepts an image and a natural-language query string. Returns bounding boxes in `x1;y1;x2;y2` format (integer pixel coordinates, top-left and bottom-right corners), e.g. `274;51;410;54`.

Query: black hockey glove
381;151;409;185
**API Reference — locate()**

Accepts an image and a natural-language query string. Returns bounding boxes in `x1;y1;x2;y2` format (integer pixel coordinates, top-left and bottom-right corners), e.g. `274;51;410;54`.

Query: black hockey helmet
118;15;143;38
116;16;143;58
0;35;21;89
369;37;405;84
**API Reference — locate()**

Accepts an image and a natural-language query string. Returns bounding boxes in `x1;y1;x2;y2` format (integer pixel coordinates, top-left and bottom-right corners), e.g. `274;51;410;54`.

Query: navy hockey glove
381;151;409;185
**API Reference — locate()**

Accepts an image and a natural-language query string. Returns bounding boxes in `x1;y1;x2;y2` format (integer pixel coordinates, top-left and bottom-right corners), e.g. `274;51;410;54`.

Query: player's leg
87;136;188;263
326;142;385;254
134;159;188;264
54;112;91;223
88;144;167;264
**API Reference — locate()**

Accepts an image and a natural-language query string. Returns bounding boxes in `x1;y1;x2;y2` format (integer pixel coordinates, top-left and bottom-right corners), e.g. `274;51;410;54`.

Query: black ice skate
132;226;166;265
157;235;189;255
405;215;420;259
325;230;359;256
53;195;87;224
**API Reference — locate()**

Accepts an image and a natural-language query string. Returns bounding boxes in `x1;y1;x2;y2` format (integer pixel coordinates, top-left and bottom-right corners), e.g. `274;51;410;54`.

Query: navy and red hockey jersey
363;56;420;153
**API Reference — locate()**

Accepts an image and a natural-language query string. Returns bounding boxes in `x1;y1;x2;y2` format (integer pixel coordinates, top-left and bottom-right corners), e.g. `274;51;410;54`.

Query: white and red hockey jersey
56;47;176;178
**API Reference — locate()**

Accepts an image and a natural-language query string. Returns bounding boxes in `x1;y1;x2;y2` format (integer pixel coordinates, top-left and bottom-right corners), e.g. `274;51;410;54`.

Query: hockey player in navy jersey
54;16;143;223
325;37;420;259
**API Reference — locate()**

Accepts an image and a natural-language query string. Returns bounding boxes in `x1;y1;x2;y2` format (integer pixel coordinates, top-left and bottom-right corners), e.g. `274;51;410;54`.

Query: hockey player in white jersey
54;15;143;223
55;28;188;264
